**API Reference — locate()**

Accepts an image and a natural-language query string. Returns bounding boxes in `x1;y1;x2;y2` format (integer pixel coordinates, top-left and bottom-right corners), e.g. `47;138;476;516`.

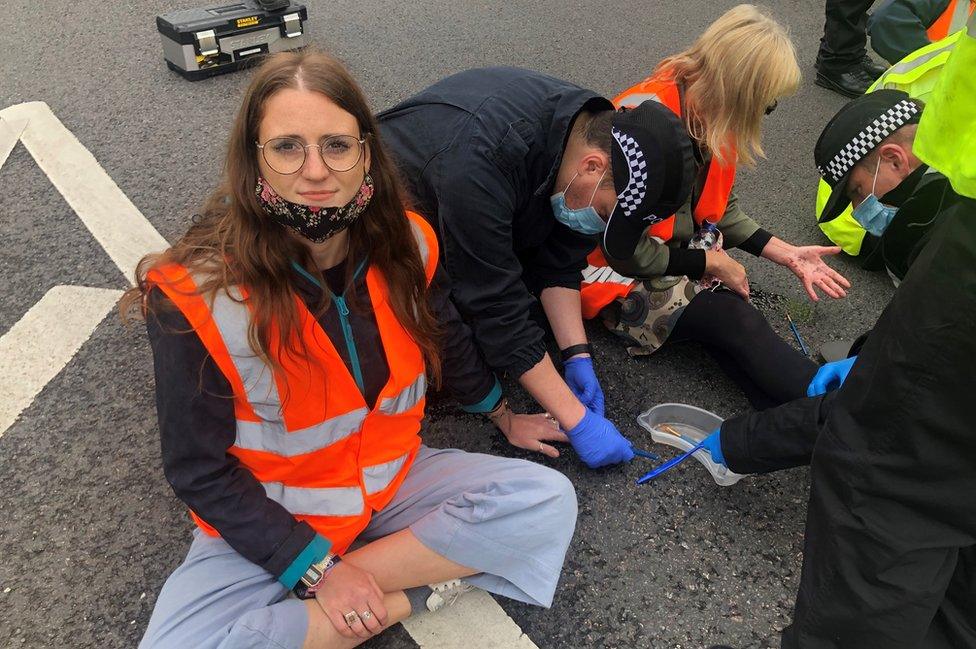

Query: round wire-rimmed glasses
256;134;366;175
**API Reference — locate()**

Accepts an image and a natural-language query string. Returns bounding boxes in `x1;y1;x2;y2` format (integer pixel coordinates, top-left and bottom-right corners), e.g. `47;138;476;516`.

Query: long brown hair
121;50;442;385
654;4;801;166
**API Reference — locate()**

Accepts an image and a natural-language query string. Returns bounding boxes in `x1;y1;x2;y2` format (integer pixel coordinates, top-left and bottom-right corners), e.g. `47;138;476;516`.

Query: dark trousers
784;425;976;649
722;400;976;648
721;197;976;647
721;397;976;648
818;0;875;71
670;289;818;410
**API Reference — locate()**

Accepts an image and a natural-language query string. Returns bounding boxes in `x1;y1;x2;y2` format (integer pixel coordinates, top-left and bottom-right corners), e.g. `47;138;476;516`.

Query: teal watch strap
279;534;332;589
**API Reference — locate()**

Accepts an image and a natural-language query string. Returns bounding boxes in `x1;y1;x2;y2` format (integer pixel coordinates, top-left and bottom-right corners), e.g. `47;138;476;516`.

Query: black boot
815;64;875;98
860;55;888;79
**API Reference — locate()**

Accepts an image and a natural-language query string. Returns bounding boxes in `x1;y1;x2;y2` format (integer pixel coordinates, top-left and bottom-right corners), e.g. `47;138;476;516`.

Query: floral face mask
255;174;374;243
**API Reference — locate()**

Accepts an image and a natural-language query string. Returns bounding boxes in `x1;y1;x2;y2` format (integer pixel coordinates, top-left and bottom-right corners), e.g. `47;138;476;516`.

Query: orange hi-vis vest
579;75;737;319
147;211;438;554
927;0;975;41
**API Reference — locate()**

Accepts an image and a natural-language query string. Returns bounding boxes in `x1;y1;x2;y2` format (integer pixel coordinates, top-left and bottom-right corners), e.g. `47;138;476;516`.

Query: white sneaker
425;579;476;612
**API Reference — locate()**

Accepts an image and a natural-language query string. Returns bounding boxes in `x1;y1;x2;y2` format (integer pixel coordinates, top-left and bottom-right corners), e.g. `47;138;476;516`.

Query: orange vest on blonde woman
579;76;737;319
926;0;975;41
147;211;437;554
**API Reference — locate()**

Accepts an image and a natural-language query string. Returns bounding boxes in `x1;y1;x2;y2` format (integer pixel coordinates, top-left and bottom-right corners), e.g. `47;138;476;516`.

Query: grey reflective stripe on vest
379;373;427;415
409;220;430;269
209;287;282;422
409;219;432;317
949;0;972;33
236;407;369;457
209;284;371;455
883;37;957;78
263;482;365;516
362;452;411;495
582;263;635;287
615;91;661;108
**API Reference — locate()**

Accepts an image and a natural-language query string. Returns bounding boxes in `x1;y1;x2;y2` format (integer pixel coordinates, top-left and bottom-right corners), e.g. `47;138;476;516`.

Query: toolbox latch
195;29;220;56
282;13;302;38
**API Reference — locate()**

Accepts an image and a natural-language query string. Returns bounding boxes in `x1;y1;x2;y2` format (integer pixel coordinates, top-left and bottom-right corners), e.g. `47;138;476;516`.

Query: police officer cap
603;100;696;260
815;89;923;223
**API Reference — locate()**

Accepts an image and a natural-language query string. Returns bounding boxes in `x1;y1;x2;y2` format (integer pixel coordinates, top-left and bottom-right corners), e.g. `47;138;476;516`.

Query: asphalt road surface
0;1;894;647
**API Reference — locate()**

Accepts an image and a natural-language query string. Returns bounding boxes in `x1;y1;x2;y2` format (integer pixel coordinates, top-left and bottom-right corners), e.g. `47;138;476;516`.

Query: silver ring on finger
538;442;545;453
361;610;372;621
343;611;360;626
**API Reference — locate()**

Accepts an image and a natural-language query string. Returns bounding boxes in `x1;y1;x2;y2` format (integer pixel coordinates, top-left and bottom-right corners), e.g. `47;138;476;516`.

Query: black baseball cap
815;89;923;223
603;100;695;260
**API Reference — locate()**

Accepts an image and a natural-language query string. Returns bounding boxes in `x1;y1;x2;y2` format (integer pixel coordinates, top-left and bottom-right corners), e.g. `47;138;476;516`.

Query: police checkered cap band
817;99;920;183
611;126;649;218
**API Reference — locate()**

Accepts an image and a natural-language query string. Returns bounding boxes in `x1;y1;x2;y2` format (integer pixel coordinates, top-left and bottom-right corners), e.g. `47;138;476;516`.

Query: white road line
0;285;123;438
401;590;539;649
0;102;169;281
0;117;28;168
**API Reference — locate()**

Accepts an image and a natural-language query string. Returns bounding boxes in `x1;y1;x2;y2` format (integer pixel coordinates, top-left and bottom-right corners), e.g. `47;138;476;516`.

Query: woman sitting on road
581;4;851;409
125;50;577;649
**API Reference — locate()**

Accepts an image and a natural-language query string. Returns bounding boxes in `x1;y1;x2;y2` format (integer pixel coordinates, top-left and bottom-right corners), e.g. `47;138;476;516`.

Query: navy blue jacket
378;67;614;378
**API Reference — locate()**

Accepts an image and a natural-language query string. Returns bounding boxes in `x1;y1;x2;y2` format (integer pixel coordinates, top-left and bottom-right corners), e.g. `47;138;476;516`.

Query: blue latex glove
807;355;857;397
566;410;634;468
701;429;726;467
563;356;605;416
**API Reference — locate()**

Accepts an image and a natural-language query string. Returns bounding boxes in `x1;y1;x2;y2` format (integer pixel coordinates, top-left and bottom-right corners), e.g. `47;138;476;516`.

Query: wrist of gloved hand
566;410;634;469
563;356;605;417
563;356;595;385
807;355;857;397
701;429;725;467
563;355;592;367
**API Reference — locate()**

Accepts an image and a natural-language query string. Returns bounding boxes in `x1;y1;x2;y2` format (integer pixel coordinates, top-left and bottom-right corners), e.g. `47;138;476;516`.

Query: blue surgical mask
551;171;610;235
852;158;898;237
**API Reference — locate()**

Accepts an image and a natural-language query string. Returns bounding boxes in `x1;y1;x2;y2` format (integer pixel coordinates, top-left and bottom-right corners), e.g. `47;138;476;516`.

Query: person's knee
530;466;578;530
708;290;769;339
139;621;201;649
140;609;283;649
729;302;769;338
681;288;720;323
679;289;733;333
680;289;758;340
140;587;305;649
223;606;303;649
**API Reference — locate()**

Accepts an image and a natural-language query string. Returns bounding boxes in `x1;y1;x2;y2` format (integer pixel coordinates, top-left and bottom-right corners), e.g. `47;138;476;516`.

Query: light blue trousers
140;446;578;649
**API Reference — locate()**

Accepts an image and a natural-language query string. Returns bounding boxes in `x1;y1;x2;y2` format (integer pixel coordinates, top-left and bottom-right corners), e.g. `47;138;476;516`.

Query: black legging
669;289;818;410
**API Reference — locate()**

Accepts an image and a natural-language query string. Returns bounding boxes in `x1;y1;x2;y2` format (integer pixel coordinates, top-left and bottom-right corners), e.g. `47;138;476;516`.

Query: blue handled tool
632;447;660;462
635;440;706;484
786;312;810;357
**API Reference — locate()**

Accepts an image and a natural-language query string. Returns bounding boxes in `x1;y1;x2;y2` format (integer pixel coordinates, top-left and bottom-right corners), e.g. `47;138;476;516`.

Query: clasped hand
313;561;388;640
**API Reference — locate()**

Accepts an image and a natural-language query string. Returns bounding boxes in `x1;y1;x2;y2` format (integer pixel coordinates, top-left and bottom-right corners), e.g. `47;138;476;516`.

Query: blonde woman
582;4;850;409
